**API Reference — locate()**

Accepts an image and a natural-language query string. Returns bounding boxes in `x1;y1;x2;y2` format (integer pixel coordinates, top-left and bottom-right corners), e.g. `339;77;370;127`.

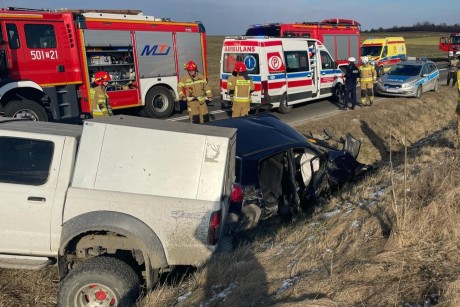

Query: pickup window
0;137;54;185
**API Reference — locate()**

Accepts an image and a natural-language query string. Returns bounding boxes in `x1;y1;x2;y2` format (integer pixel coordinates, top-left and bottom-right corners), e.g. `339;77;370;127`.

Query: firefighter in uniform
89;71;113;117
456;68;460;145
358;56;377;106
342;57;360;110
227;61;254;117
177;61;213;124
447;55;459;87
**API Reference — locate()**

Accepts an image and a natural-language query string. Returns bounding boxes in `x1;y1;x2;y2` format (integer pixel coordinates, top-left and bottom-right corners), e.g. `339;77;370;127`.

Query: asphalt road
168;63;449;126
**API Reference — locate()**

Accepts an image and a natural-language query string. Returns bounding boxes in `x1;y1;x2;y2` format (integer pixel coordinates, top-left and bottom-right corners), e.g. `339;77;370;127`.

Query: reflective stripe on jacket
89;85;108;112
358;64;377;82
228;74;254;103
177;73;212;101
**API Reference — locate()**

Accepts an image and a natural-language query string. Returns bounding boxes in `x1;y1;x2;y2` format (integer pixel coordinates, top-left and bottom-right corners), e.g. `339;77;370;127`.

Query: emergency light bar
405;56;428;61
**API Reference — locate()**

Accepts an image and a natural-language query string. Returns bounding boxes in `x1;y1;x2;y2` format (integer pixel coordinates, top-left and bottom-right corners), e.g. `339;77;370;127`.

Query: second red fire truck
0;7;208;121
245;18;361;66
439;33;460;58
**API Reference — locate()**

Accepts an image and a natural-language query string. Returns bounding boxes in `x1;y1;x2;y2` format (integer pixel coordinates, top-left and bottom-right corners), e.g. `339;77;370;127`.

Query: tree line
363;22;460;33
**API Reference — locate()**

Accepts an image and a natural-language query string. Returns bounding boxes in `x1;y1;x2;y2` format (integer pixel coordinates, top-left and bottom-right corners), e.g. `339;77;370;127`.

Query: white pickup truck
0;115;237;306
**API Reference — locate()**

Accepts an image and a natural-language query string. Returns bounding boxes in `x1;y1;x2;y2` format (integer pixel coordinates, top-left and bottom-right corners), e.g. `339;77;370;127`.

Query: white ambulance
220;37;344;113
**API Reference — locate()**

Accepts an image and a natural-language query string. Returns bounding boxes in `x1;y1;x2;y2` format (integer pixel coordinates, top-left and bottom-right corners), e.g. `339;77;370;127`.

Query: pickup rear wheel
277;94;292;114
58;256;140;307
4;100;48;121
142;86;175;119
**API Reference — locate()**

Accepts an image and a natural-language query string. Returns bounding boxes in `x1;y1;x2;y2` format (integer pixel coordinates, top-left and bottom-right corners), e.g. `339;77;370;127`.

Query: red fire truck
439;33;460;58
0;7;208;121
245;18;361;66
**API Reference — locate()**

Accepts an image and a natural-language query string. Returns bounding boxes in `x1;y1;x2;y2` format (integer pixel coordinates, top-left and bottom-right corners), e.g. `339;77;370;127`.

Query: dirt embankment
0;86;459;307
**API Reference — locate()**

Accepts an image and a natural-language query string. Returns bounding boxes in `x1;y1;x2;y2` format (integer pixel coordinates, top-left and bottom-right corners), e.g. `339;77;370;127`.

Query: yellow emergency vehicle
360;37;406;76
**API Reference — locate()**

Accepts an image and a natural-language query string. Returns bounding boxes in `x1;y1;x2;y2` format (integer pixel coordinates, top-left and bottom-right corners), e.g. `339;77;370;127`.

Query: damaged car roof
208;113;310;160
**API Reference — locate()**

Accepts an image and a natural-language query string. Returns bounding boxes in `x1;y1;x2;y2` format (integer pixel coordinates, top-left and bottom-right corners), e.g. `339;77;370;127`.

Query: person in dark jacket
342;57;360;110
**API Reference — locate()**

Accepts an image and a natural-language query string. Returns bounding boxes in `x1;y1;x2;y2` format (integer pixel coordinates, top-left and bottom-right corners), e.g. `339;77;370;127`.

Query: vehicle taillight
230;183;244;203
208;210;221;245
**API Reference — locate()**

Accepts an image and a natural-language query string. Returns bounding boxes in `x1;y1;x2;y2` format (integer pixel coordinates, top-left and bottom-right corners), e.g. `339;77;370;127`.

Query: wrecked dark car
209;113;369;232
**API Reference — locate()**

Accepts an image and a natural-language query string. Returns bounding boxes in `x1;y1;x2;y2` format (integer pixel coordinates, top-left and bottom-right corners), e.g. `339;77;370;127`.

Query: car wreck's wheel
415;86;422;98
277;94;292;114
58;256;140;307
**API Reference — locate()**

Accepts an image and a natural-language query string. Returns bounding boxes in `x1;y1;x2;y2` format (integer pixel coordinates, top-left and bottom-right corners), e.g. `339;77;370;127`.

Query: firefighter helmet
361;56;369;64
348;57;356;63
234;61;247;73
184;61;198;71
94;71;111;85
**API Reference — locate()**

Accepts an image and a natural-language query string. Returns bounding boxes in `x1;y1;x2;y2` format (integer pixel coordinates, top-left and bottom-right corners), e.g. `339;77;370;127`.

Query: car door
318;50;337;95
421;63;431;92
18;20;73;84
0;134;64;253
284;50;312;103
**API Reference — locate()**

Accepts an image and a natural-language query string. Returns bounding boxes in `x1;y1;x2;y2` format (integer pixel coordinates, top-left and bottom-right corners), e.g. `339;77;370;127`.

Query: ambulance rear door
282;39;313;104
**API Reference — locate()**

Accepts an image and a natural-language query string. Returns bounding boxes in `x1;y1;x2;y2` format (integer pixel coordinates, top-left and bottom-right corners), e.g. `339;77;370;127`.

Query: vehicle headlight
402;81;416;88
377;80;384;86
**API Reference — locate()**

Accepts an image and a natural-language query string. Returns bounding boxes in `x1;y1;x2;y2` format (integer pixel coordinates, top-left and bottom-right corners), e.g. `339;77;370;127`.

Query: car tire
415;86;422;98
58;256;140;307
4;100;48;121
277;93;292;114
141;86;175;119
431;79;439;92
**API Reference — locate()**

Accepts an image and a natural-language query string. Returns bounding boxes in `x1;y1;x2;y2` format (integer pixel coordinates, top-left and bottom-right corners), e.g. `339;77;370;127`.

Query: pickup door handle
28;196;46;202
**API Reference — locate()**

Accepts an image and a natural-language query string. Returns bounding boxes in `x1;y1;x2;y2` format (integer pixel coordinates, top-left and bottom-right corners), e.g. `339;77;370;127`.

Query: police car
375;57;439;98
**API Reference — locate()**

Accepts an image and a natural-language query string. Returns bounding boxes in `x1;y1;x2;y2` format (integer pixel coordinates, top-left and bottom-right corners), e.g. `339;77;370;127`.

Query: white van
220;37;344;113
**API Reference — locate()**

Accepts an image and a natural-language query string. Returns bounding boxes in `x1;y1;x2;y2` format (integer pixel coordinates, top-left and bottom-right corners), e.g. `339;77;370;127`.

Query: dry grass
1;33;458;307
138;86;460;306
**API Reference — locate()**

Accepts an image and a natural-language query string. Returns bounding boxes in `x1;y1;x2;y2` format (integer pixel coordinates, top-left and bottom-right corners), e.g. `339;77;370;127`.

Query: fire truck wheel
277;94;292;114
4;100;48;121
142;86;175;119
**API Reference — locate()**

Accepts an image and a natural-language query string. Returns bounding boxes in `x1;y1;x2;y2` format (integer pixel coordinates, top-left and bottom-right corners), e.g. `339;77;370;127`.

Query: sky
1;0;458;35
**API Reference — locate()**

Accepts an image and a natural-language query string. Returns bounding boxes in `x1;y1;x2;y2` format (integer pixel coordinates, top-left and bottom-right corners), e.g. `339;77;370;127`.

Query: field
1;32;459;306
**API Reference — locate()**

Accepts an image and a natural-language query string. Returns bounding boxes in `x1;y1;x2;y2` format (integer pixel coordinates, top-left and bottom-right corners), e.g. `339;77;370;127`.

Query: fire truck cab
0;7;207;121
220;37;344;113
439;33;460;58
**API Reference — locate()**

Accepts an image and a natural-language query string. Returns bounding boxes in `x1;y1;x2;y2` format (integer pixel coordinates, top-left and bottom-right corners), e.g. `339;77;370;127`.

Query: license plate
386;87;399;93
